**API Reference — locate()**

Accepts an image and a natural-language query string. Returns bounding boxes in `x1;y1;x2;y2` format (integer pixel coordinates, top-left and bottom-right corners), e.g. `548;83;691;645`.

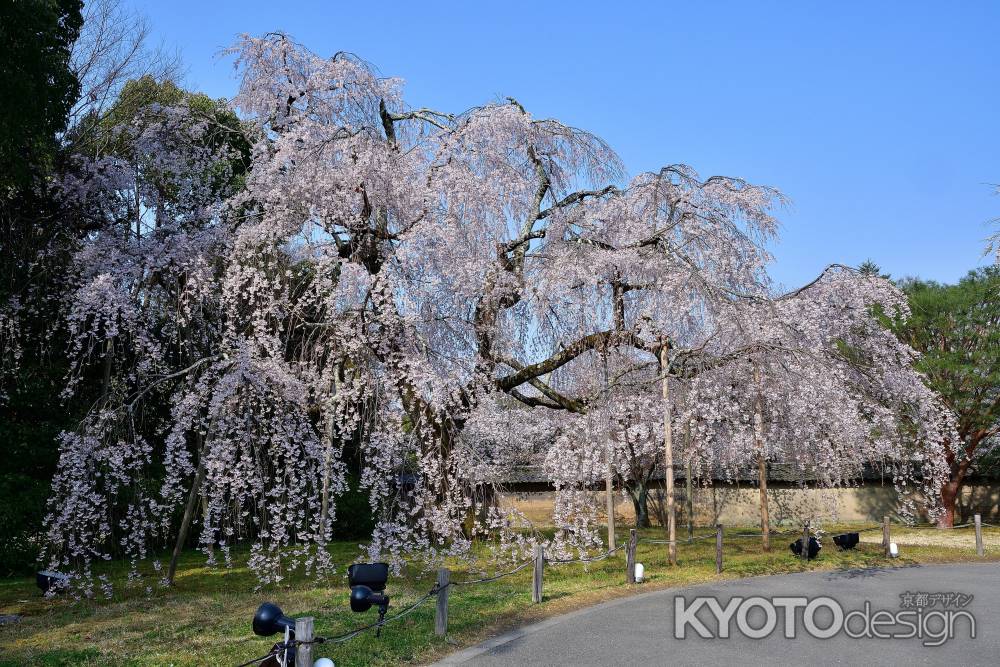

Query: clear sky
132;0;999;289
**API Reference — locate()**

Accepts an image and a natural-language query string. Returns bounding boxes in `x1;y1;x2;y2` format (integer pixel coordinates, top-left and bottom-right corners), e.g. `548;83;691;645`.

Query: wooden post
975;514;984;557
882;515;891;558
532;544;544;603
753;363;770;553
435;568;450;636
685;456;694;539
626;529;638;583
295;616;314;667
605;454;616;552
801;522;809;564
715;524;723;574
659;344;677;566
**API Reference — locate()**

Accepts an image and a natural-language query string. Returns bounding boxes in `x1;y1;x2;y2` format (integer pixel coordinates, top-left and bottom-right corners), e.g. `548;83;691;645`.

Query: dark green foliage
0;0;83;190
0;364;82;576
329;476;376;540
0;0;84;577
896;268;1000;446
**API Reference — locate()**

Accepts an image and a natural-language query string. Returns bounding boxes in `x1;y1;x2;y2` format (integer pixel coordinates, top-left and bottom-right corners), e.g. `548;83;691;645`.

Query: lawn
0;524;996;666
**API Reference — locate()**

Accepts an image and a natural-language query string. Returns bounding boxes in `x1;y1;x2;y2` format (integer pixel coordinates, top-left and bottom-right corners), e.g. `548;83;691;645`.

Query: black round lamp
252;602;297;637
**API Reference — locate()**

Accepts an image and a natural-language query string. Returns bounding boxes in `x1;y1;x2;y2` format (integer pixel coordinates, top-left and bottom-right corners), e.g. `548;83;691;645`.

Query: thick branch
497;331;613;391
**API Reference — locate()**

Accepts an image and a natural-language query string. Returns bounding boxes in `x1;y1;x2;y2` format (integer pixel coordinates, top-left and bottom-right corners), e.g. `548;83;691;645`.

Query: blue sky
132;0;999;289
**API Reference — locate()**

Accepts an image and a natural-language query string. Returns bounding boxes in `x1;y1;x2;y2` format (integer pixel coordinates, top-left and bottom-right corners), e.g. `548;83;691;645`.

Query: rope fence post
435;568;450;636
882;515;891;558
801;522;809;565
715;524;723;574
295;616;314;667
532;544;544;603
975;514;984;557
626;529;637;583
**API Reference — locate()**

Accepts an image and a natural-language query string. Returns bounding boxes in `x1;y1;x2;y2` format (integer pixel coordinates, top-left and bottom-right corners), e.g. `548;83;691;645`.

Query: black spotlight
789;536;821;559
832;532;860;550
253;602;297;637
348;562;389;592
348;562;391;635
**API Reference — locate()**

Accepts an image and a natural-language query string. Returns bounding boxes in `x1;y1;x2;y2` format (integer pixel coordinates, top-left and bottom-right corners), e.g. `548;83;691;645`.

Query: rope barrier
235;647;284;667
643;533;717;545
450;559;533;585
281;585;441;652
289;559;545;654
548;542;628;564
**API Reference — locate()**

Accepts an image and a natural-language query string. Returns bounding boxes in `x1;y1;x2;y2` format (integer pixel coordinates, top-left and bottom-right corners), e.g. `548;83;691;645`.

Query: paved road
434;563;999;666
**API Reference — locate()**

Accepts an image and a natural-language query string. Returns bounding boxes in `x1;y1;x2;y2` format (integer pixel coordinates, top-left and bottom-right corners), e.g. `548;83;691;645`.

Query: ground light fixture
251;602;298;667
253;602;297;638
348;562;391;635
249;602;339;666
832;532;860;550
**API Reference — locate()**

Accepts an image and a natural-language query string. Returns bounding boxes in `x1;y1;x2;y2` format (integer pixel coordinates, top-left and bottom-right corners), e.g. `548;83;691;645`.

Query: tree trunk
167;433;206;586
938;479;960;528
937;439;981;528
628;482;651;529
659;344;676;565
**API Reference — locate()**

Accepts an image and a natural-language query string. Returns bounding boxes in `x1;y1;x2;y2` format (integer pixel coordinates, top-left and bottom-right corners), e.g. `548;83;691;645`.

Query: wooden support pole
660;344;677;567
532;544;544;603
753;363;770;553
757;453;770;552
801;522;809;565
626;529;638;583
975;514;984;557
295;617;314;667
435;568;450;636
605;455;616;552
882;515;891;558
715;524;723;574
685;457;694;539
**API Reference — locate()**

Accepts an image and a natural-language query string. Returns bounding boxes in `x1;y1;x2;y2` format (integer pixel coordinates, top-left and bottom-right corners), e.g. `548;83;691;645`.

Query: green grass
0;524;996;666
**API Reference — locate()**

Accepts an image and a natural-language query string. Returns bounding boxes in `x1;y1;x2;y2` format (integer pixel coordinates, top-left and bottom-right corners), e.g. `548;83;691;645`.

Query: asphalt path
433;562;999;666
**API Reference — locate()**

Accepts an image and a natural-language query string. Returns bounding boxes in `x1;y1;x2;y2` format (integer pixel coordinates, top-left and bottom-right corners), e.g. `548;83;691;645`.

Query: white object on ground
889;542;899;558
634;562;645;583
314;658;335;667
